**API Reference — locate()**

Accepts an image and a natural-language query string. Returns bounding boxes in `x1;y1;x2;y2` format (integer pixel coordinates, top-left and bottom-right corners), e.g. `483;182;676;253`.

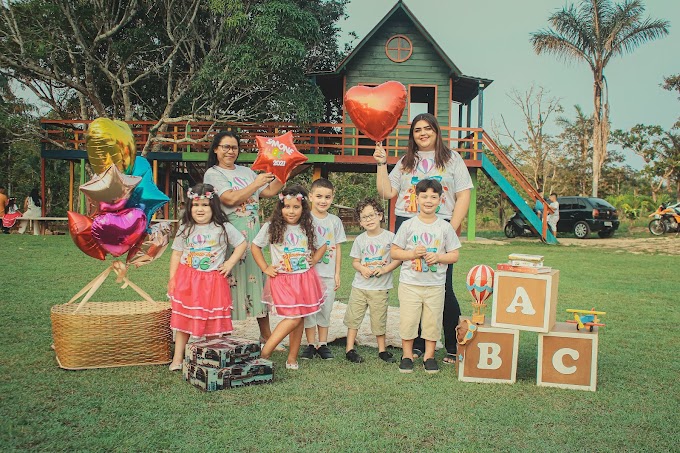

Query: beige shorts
343;287;389;336
398;282;445;341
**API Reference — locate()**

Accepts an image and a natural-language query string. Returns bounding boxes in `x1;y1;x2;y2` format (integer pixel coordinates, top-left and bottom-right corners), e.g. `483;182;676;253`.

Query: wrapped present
185;337;260;368
183;358;274;392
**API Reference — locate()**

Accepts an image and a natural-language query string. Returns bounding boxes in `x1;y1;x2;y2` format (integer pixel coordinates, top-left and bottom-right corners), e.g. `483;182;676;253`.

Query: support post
467;168;477;241
69;161;74;212
79;159;86;214
41;158;46;216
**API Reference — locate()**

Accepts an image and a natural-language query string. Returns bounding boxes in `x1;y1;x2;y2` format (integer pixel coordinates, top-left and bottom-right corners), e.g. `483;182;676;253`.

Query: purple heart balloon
91;208;148;257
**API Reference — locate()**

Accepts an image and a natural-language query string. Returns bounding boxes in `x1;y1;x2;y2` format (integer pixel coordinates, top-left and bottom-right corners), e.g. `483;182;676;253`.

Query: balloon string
379;141;391;230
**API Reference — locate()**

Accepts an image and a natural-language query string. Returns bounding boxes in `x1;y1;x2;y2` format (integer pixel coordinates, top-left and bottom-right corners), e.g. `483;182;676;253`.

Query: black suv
557;196;619;239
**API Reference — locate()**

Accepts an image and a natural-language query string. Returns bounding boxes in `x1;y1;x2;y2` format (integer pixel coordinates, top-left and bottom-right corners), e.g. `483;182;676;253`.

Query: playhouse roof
312;0;493;97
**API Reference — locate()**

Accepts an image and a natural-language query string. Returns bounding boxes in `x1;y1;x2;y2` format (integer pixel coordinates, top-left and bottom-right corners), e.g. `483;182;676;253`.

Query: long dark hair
268;184;317;253
402;113;452;173
29;188;41;207
206;131;241;168
178;183;232;245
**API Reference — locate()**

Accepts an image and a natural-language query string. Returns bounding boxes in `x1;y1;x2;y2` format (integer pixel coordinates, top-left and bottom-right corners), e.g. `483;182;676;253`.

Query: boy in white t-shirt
391;179;461;374
300;178;347;360
344;199;401;364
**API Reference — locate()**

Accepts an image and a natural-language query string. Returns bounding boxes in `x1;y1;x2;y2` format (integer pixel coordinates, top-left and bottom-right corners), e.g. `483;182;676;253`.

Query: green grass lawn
1;235;678;451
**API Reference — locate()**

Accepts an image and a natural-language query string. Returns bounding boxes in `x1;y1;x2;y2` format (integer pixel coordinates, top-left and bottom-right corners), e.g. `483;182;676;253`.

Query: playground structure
37;1;556;244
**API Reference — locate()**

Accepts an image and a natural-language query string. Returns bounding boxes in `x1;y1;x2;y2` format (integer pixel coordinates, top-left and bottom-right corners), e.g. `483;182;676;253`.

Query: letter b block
491;270;559;333
457;318;519;384
537;322;599;391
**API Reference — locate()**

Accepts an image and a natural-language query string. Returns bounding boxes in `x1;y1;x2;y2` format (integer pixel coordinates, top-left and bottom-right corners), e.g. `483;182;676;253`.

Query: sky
339;0;679;169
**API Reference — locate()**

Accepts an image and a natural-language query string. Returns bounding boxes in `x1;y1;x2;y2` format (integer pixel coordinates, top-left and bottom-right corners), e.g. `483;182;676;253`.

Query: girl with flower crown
167;183;248;371
251;184;327;370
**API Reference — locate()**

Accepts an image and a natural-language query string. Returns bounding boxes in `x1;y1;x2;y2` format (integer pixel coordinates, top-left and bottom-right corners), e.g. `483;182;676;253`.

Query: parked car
557;196;619;239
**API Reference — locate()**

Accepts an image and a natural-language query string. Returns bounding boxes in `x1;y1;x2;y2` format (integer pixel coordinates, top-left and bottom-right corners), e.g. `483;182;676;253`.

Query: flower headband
278;193;305;202
188;189;214;199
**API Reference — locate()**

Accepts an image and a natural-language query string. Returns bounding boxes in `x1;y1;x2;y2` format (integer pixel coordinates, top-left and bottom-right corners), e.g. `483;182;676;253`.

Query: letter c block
537;322;599;391
457;317;519;384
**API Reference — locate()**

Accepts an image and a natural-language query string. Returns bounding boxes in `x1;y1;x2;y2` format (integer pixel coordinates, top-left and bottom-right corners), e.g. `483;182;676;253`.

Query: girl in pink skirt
167;183;247;371
251;184;327;370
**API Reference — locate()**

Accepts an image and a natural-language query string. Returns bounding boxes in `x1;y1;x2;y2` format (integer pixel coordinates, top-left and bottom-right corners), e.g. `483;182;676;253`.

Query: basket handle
68;261;157;313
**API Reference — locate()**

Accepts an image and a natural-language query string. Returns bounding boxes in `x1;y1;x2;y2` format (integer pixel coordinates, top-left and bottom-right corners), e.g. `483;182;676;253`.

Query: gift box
185;337;260;368
183;358;274;391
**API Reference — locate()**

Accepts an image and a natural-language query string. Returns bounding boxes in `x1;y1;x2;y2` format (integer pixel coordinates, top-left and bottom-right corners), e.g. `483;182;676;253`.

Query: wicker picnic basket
51;262;172;370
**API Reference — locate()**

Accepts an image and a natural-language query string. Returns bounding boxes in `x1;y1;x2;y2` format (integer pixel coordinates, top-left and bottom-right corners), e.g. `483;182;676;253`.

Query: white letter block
457;317;519;384
491;270;559;333
537;322;599;391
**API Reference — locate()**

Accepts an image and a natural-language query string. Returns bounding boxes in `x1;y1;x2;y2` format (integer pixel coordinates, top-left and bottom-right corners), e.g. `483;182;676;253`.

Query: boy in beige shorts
391;179;460;374
344;199;401;363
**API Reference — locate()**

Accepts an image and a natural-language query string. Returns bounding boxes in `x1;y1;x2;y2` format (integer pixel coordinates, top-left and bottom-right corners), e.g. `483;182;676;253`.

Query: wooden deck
40;119;485;167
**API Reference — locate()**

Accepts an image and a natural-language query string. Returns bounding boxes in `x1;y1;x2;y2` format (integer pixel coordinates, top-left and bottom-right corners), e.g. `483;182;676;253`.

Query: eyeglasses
217;144;239;152
360;213;379;221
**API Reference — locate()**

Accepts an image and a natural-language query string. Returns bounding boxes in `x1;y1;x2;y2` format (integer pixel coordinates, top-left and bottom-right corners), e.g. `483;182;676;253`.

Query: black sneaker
345;349;364;363
378;351;396;363
399;357;414;373
423;358;440;374
300;344;316;360
316;344;334;360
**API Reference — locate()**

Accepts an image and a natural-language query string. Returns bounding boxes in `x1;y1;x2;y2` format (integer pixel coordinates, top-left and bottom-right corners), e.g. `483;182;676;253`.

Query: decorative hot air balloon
466;264;495;325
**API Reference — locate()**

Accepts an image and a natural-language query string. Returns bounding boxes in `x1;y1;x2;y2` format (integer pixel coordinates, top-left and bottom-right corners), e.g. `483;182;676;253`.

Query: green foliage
1;236;678;450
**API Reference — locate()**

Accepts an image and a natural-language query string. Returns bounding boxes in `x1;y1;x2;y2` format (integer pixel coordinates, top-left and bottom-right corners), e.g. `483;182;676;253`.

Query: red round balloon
67;211;107;260
344;81;407;142
253;131;308;183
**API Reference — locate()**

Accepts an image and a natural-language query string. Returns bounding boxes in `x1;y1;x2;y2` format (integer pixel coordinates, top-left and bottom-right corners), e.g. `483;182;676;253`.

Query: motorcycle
648;202;680;236
504;211;536;238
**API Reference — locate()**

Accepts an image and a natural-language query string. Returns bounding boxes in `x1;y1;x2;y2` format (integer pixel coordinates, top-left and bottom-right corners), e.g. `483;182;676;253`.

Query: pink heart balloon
91;208;147;257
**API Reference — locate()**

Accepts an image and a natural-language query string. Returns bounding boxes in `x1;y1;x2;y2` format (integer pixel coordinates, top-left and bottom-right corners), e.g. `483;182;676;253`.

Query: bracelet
377;162;386;166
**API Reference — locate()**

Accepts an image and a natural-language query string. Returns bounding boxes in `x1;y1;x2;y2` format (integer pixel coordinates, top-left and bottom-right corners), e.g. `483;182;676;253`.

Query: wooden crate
537;322;599;391
491;269;559;333
457;317;519;384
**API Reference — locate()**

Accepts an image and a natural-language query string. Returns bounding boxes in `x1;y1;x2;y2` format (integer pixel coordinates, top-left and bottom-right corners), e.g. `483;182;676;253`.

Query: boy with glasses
343;199;401;363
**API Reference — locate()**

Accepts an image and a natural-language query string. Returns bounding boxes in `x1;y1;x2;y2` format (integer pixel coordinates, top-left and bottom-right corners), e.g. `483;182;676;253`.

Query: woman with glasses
204;131;284;344
373;113;472;365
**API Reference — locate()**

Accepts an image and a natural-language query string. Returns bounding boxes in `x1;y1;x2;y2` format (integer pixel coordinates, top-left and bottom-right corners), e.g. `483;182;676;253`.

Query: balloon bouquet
466;264;495;325
66;118;171;309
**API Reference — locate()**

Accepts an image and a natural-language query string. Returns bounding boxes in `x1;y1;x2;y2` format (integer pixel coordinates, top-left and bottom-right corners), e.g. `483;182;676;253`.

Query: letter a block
457;317;519;384
537;322;599;391
491;270;559;333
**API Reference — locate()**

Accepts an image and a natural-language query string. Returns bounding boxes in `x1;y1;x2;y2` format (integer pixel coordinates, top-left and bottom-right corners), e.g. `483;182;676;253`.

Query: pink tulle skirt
168;264;233;337
2;212;21;228
262;268;326;318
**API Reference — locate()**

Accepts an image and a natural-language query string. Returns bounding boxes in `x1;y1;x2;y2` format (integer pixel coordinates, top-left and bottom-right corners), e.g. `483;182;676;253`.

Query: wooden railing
40;119;485;161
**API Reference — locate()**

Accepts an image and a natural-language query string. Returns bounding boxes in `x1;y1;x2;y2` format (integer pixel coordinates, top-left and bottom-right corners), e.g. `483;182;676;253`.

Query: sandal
169;362;183;371
260;337;287;352
443;353;456;364
412;349;423;359
285;361;299;370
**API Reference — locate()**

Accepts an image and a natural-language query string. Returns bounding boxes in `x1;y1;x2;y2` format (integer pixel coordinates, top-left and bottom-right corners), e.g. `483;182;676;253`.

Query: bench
17;217;178;235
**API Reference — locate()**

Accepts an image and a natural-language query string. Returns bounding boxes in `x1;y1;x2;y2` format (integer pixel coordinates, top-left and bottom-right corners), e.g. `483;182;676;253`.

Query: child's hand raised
263;265;278;278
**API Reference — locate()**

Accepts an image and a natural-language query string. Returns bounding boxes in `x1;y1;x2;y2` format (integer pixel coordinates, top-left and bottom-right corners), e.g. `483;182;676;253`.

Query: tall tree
496;84;562;190
556;105;593;196
0;0;349;153
612;124;680;201
531;0;669;196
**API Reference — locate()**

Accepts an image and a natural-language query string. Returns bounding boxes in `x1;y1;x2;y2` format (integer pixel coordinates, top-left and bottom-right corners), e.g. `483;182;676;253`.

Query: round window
385;35;413;63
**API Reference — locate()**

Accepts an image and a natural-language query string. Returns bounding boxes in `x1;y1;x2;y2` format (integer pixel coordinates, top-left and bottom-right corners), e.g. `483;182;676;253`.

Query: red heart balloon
253;131;308;183
67;211;107;260
344;81;407;142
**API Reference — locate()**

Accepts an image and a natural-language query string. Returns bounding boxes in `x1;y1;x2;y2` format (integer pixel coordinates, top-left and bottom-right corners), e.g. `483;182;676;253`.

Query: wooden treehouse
39;0;555;243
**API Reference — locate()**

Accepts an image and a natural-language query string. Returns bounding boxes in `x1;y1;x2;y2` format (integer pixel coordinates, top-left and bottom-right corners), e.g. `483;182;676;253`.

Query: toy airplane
566;308;606;331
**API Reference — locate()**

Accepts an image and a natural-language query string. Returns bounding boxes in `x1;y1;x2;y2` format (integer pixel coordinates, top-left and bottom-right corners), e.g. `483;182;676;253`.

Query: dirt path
501;235;679;255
